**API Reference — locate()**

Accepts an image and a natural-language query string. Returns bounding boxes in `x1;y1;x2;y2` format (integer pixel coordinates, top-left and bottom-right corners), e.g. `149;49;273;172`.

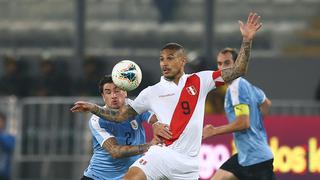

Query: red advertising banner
144;115;320;180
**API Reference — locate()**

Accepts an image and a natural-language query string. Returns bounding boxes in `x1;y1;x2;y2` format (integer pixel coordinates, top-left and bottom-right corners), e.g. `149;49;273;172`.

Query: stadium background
0;0;319;179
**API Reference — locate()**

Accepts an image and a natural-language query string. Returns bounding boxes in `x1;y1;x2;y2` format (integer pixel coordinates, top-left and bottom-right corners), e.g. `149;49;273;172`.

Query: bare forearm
91;104;137;123
222;39;252;83
212;116;250;136
103;139;151;158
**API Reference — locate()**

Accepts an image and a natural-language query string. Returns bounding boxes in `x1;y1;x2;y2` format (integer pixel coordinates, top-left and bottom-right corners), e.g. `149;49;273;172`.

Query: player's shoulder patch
130;119;139;130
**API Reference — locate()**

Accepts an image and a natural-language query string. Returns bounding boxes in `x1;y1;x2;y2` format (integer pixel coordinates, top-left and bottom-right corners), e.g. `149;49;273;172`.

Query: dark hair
98;75;113;93
161;42;185;52
219;47;238;62
0;112;6;123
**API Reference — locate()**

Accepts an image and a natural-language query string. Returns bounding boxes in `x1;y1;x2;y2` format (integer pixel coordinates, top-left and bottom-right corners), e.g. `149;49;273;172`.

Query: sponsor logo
159;93;175;98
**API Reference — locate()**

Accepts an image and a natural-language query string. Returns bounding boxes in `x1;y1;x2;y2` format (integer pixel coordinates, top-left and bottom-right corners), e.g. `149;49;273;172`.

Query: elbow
110;151;122;159
107;147;123;158
267;98;272;107
243;121;250;129
236;116;250;130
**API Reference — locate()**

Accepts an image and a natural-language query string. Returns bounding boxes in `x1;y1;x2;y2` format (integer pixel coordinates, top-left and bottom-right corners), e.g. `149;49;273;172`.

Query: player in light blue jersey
203;48;276;180
81;75;163;180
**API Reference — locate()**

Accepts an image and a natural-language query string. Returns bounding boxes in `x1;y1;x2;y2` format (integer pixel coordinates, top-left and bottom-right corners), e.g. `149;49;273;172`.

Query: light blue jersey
224;77;273;166
84;111;151;180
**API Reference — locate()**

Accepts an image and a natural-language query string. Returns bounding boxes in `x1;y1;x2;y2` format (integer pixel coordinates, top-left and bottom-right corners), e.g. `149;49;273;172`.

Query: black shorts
81;175;93;180
220;154;277;180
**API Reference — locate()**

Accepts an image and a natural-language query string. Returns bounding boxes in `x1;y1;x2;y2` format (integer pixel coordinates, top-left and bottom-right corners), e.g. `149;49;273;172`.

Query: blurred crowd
0;56;108;97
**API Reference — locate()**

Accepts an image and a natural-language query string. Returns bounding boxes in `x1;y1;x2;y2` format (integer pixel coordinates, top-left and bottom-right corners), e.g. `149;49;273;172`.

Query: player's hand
152;122;172;140
202;124;215;140
150;136;162;146
239;12;262;41
70;101;95;112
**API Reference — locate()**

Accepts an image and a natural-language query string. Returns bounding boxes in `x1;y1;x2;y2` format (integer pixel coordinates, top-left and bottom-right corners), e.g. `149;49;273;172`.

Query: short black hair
219;47;238;62
98;75;113;94
161;42;185;52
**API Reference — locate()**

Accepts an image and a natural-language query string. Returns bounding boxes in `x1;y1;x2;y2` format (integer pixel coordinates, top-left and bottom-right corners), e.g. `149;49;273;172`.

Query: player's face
101;83;127;109
217;52;235;70
160;49;186;80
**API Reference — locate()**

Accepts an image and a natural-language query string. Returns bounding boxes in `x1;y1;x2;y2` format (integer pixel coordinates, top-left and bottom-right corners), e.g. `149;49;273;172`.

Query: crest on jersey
130;120;138;130
186;85;197;96
139;159;147;165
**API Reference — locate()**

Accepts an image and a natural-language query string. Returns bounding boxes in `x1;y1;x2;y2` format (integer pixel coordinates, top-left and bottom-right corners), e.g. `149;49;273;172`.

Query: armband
234;104;250;116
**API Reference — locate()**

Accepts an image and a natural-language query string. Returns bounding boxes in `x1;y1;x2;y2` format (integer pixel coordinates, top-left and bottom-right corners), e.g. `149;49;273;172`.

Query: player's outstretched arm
70;101;138;123
102;137;158;158
221;12;262;83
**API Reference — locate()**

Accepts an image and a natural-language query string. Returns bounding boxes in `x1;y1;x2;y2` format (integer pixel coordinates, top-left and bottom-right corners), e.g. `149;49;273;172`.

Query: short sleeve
253;86;266;105
88;115;114;147
129;87;151;114
135;111;154;123
197;70;225;94
229;79;250;106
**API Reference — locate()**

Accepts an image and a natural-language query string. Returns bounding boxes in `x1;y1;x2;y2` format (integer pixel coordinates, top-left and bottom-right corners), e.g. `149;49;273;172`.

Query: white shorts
131;145;199;180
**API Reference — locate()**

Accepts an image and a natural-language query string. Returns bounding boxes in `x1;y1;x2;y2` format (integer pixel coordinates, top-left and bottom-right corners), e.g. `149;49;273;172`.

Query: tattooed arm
221;12;262;83
71;101;138;123
102;138;152;158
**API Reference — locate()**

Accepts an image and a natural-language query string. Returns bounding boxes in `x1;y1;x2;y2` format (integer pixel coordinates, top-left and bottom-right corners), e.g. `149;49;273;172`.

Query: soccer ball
111;60;142;91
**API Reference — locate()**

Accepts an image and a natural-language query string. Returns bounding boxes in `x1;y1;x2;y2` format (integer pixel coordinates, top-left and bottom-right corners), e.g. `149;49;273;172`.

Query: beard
164;74;175;81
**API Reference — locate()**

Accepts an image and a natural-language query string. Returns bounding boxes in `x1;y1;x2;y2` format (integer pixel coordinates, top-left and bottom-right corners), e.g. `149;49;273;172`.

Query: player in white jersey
71;12;262;180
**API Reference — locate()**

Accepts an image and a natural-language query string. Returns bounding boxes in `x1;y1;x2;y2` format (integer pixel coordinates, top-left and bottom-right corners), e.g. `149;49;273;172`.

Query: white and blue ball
111;60;142;91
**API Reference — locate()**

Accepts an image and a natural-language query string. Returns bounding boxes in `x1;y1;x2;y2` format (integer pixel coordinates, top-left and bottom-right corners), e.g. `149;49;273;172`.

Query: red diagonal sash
165;74;200;146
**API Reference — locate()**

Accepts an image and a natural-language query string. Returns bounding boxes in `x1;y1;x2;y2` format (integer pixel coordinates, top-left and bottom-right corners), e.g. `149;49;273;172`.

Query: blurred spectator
153;0;177;23
32;59;70;96
73;57;104;96
0;112;15;180
0;57;28;97
316;79;320;101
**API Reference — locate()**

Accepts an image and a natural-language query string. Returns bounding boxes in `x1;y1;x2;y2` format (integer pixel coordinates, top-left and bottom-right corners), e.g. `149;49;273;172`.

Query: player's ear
123;91;127;97
101;93;107;103
182;54;187;65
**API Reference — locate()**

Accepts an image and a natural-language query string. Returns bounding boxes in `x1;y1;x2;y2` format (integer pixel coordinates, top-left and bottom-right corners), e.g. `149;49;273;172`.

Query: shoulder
229;78;242;90
89;114;100;122
140;82;163;93
195;70;213;77
88;114;109;129
239;78;251;86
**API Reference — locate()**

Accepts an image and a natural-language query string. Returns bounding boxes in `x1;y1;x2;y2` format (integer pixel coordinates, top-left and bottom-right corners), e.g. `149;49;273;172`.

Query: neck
173;71;184;85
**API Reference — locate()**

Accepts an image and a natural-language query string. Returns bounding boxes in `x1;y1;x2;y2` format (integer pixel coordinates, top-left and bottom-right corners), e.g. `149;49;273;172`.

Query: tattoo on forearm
91;104;137;123
222;40;252;82
102;138;151;158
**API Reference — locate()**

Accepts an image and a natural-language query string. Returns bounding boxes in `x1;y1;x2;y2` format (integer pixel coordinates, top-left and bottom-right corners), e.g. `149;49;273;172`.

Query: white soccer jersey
130;70;224;157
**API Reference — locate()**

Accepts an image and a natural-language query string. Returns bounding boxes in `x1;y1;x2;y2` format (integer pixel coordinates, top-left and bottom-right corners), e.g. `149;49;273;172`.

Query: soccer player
72;12;262;180
81;75;166;180
202;48;275;180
